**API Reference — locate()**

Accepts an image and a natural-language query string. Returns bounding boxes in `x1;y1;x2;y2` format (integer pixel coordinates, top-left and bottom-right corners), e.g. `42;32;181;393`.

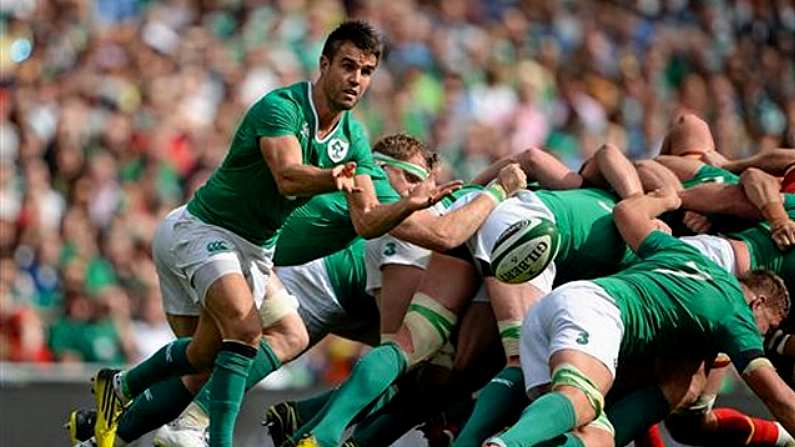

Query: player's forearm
746;366;795;436
616;193;680;221
724;149;795;176
678;183;762;220
635;159;683;192
591;144;643;198
391;194;497;251
740;168;788;224
275;164;337;196
349;196;419;240
471;156;515;186
519;146;582;190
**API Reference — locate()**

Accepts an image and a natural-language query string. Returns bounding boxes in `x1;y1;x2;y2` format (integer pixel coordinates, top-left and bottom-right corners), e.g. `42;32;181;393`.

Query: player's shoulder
253;81;308;111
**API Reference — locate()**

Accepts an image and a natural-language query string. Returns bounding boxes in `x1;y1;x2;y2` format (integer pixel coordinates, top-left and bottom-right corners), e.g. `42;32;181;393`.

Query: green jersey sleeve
716;310;765;374
250;91;302;138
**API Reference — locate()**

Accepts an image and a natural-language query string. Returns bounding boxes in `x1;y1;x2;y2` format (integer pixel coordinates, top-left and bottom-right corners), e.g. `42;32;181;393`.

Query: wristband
482;181;507;204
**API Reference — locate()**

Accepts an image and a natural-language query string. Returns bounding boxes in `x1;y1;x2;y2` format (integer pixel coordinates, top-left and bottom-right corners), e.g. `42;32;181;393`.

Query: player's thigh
203;272;261;343
415;252;479;314
573;424;615;447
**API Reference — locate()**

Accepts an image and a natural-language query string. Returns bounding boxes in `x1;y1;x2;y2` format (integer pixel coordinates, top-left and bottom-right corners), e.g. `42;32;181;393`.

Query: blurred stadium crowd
1;0;794;387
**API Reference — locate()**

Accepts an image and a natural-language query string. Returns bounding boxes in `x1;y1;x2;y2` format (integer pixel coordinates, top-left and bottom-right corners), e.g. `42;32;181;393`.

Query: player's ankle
112;372;131;403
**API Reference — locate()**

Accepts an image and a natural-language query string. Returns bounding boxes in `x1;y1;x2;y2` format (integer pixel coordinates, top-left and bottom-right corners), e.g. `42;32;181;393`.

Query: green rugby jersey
535;188;634;285
594;231;763;372
728;193;795;292
323;239;374;312
682;164;740;188
188;81;378;247
274;165;400;266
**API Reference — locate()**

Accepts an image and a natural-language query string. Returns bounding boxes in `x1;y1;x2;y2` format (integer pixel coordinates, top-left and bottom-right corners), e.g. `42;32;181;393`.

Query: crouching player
485;190;795;447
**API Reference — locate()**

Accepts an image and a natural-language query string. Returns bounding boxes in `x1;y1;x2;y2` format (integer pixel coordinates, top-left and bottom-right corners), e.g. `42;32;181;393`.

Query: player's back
594;231;759;364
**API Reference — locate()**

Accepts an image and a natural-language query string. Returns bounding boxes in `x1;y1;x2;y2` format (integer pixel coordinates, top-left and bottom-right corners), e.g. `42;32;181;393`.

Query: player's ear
751;293;768;311
319;55;330;74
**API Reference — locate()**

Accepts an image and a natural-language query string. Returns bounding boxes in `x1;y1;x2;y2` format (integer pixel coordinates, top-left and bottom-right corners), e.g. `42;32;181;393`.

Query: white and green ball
491;217;561;284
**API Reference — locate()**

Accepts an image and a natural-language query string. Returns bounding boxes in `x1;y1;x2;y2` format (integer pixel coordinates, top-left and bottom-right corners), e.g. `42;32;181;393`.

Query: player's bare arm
655;155;706;181
581;143;643;198
389;164;527;252
344;172;463;240
724;149;795;176
740;167;795;249
744;365;795;435
634;159;684;192
472;146;582;190
678;183;762;219
260;135;358;196
613;189;682;251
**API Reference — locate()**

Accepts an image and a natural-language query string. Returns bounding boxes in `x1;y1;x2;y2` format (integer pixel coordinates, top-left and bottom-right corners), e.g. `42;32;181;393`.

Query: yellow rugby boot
91;368;126;447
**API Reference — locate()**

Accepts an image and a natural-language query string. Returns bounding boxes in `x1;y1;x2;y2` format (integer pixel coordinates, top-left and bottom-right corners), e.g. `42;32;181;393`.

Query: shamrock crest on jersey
328;138;350;163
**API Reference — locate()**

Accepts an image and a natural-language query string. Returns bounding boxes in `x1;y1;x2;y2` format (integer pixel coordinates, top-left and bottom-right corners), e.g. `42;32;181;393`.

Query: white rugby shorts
278;260;379;347
520;281;624;392
154;206;274;316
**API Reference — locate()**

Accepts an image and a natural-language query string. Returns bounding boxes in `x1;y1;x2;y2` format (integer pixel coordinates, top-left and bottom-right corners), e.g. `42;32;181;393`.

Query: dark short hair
321;20;384;64
740;269;791;320
373;133;438;171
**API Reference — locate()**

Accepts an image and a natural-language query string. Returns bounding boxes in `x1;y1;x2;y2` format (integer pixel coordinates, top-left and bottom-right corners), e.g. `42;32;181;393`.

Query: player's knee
262;314;309;363
221;313;262;345
402;292;458;367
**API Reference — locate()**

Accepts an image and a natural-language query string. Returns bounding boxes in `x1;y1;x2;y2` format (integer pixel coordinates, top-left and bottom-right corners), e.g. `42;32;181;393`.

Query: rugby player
287;142;663;447
82;21;479;447
483;189;794;447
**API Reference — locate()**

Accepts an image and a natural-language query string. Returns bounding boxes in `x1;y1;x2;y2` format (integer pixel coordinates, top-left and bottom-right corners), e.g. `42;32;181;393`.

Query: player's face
384;152;433;196
319;42;378;111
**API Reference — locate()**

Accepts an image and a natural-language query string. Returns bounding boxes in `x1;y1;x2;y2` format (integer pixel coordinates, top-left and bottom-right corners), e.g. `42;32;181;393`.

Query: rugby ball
491;217;560;284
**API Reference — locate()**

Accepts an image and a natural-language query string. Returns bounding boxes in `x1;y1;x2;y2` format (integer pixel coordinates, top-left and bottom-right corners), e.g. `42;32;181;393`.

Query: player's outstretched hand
407;177;463;211
682;211;712;234
332;162;361;193
497;163;527;196
771;219;795;250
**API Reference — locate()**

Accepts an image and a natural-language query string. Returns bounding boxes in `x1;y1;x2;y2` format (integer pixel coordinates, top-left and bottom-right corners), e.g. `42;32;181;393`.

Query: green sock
453;366;528;447
116;377;193;443
123;338;196;398
607;386;669;447
294;390;335;424
194;339;282;414
490;392;577;447
535;433;585;447
297;342;407;446
208;341;257;447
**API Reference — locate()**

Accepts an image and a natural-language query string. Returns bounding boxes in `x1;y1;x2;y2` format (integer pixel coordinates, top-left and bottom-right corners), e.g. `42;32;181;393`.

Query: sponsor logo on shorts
328;138;349;163
206;241;229;253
